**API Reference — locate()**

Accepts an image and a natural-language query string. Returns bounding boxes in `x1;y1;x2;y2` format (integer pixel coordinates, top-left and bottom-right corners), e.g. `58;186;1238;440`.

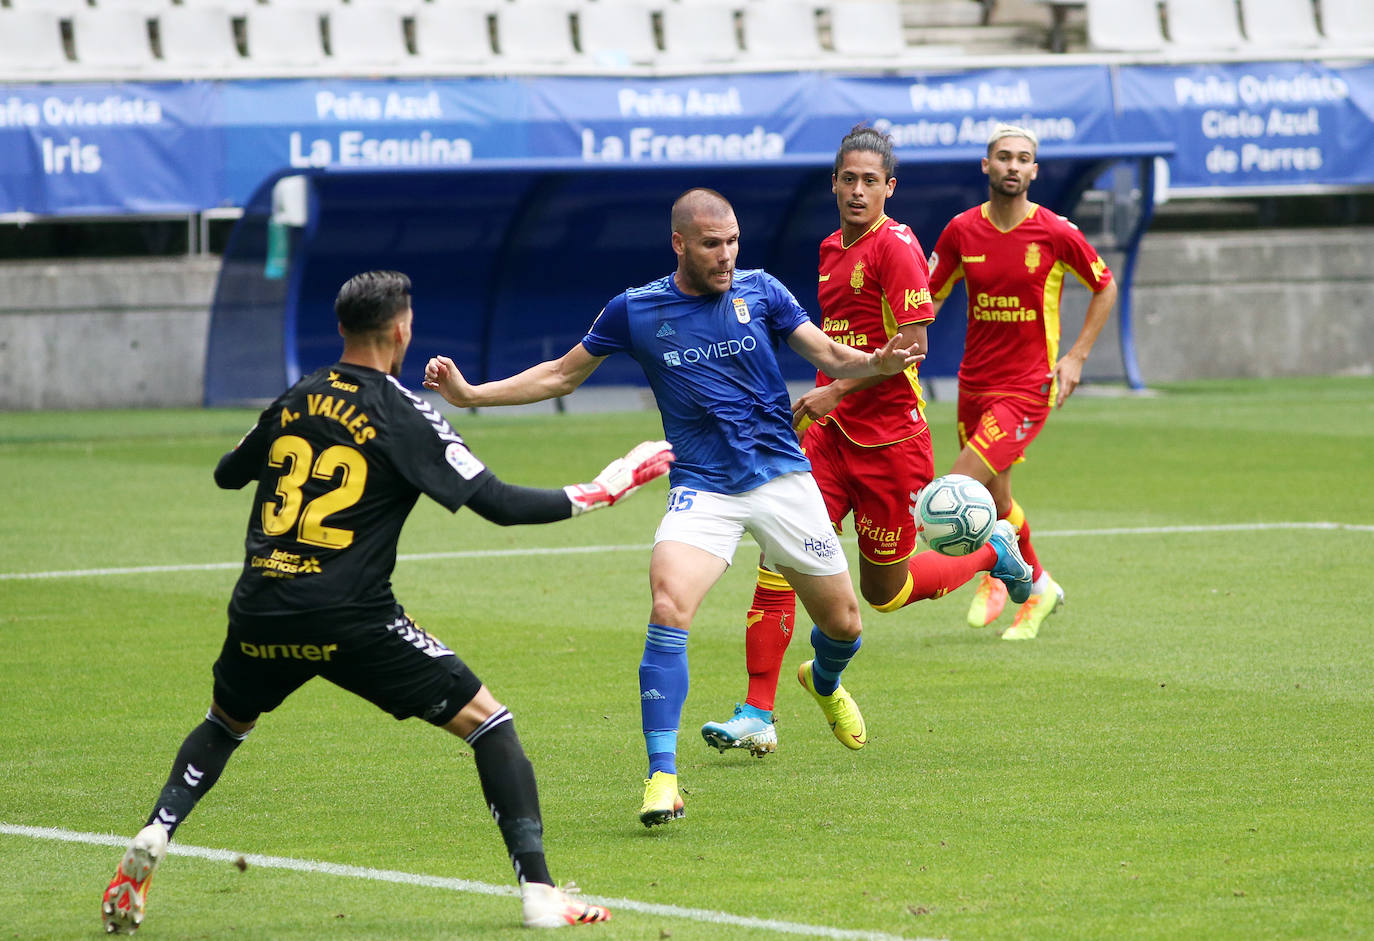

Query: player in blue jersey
425;188;922;827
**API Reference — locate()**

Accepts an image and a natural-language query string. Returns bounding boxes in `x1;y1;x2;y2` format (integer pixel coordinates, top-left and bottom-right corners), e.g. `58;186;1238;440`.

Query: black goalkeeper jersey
215;362;492;619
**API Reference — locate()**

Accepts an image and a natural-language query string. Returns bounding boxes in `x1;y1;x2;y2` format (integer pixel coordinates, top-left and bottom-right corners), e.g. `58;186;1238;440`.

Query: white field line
2;521;1370;582
1;823;932;941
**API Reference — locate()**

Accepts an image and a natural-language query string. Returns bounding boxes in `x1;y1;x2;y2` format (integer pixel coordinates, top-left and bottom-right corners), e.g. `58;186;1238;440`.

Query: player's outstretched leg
101;823;168;935
1002;573;1065;641
639;771;685;827
521;882;612;928
701;703;777;757
987;520;1033;604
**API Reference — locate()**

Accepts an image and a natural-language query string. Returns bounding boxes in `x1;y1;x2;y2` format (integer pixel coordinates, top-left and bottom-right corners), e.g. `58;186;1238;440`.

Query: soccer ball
914;474;997;556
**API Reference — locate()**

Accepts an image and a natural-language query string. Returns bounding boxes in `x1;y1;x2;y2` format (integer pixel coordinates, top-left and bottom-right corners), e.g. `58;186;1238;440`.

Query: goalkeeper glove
564;439;674;516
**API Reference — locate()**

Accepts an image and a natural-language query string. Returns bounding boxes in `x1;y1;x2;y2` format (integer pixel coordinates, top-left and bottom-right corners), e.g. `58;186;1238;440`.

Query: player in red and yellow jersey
701;126;1033;756
928;124;1119;640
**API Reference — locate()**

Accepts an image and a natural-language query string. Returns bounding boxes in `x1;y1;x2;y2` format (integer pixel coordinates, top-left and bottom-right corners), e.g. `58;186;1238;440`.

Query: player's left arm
213;406;277;489
792;322;928;429
1053;272;1118;408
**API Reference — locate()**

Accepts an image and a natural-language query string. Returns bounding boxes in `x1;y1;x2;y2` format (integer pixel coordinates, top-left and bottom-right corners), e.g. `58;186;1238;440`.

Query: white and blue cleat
701;704;777;757
988;520;1034;605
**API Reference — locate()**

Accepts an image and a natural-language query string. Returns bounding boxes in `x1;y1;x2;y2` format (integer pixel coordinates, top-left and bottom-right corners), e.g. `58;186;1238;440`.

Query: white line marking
2;522;1368;582
2;823;931;941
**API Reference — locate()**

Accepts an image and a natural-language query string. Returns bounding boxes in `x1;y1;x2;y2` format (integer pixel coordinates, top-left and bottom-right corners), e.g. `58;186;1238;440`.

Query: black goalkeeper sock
145;711;248;839
466;709;552;886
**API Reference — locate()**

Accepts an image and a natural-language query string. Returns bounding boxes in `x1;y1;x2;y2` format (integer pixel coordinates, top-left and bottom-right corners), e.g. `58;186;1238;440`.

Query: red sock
1006;500;1044;582
744;569;795;712
903;543;997;604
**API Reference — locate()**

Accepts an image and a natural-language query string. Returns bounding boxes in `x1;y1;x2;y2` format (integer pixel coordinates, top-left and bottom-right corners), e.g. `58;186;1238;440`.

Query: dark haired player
929;124;1118;639
100;270;672;933
700;125;1032;757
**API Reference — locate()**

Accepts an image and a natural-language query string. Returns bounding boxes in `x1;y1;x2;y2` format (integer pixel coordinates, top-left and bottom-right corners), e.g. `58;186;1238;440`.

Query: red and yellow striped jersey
928;203;1112;405
814;214;935;447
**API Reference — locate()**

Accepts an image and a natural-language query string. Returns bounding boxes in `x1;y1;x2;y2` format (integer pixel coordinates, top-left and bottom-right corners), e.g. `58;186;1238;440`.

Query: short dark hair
334;270;411;334
833;123;896;180
671;187;734;234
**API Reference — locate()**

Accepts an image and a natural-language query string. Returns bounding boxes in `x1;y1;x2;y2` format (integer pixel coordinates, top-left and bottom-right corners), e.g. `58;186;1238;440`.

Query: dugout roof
204;143;1171;406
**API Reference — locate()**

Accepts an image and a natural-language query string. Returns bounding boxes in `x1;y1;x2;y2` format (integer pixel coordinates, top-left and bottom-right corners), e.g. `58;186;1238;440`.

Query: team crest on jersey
1025;242;1042;272
850;262;865;294
732;298;750;324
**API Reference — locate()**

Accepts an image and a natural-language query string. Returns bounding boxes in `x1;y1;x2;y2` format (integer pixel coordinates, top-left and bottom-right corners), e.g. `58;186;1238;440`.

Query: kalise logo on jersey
662;335;758;367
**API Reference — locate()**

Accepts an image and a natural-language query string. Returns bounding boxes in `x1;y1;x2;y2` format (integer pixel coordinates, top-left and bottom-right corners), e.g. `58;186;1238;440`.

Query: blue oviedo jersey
582;269;812;494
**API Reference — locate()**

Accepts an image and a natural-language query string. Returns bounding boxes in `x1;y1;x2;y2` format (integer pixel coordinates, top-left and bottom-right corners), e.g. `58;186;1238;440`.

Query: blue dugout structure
204;142;1170;406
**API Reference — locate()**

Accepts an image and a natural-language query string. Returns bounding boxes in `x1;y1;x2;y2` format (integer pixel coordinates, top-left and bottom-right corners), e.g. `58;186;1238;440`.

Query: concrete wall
1132;228;1374;382
0;258;218;409
0;227;1370;410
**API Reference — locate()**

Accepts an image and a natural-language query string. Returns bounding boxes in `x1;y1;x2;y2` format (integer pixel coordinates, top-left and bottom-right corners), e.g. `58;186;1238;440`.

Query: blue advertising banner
2;61;1372;216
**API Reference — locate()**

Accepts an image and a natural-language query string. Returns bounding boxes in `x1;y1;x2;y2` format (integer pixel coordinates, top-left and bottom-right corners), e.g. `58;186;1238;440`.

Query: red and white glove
564;439;674;516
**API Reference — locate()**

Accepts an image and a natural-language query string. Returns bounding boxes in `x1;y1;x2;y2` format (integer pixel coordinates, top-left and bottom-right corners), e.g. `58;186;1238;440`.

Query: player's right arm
425;343;604;408
212;404;279;489
791;321;928;430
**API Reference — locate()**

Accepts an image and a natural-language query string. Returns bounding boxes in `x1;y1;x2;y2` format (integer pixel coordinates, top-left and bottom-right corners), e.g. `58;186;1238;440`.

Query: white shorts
653;472;847;577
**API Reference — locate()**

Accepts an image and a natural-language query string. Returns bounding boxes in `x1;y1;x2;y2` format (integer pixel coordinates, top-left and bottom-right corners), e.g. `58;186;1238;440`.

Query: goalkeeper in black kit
101;270;671;934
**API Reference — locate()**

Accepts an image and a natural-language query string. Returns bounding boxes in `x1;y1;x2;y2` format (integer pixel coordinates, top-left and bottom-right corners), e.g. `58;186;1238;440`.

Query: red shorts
800;419;934;566
956;391;1051;474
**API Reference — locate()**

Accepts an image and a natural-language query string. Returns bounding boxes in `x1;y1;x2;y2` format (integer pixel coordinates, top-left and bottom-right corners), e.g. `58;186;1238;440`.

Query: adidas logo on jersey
656;322;676;338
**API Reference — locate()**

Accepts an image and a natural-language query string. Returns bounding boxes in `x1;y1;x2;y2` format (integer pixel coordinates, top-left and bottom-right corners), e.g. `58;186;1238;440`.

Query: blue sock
640;623;689;777
809;625;861;696
739;702;772;722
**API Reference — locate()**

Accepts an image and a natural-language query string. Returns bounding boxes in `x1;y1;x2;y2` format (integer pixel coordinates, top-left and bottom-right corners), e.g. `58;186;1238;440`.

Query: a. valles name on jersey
972;292;1038;322
296;391;377;445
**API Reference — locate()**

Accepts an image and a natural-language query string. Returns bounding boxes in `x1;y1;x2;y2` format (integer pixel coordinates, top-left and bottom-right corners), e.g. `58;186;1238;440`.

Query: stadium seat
328;7;412;71
1086;0;1168;52
494;2;580;68
577;0;660;68
156;7;245;76
412;4;498;70
1163;0;1247;49
178;0;262;14
1319;0;1374;46
262;0;341;10
71;8;159;74
5;0;90;14
99;0;178;11
1240;0;1322;47
243;7;328;72
349;0;425;15
0;10;69;77
825;1;907;59
658;1;741;65
742;1;826;64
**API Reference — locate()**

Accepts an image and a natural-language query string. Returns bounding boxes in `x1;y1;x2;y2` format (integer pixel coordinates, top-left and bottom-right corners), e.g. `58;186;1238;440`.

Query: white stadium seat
1163;0;1247;49
349;0;424;13
1240;0;1322;47
577;0;660;67
1087;0;1168;52
0;10;69;76
243;7;328;71
328;7;412;70
826;1;907;59
100;0;178;12
1319;0;1374;46
658;1;740;65
71;8;158;74
5;0;90;14
178;0;262;14
413;4;498;69
494;2;580;67
156;7;245;76
742;1;825;63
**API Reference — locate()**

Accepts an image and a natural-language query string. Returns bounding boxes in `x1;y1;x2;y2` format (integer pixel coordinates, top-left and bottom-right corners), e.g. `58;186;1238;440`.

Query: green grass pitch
1;376;1370;940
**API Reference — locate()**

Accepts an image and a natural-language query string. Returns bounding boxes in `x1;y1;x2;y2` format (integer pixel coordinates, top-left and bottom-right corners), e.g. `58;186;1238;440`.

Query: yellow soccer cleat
966;572;1009;628
638;771;685;827
797;660;867;750
101;823;168;935
1001;577;1065;640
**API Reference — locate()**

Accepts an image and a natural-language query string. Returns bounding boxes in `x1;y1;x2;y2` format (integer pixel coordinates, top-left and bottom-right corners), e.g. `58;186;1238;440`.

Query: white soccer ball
914;474;997;556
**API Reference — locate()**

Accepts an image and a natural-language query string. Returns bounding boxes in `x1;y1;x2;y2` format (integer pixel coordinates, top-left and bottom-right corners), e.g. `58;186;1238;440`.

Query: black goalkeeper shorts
212;604;482;727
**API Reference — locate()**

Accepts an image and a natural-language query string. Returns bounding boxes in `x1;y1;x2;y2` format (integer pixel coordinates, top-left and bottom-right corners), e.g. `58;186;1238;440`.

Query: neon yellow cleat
797;660;867;750
101;823;168;935
638;771;684;827
966;572;1009;628
1001;578;1065;640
